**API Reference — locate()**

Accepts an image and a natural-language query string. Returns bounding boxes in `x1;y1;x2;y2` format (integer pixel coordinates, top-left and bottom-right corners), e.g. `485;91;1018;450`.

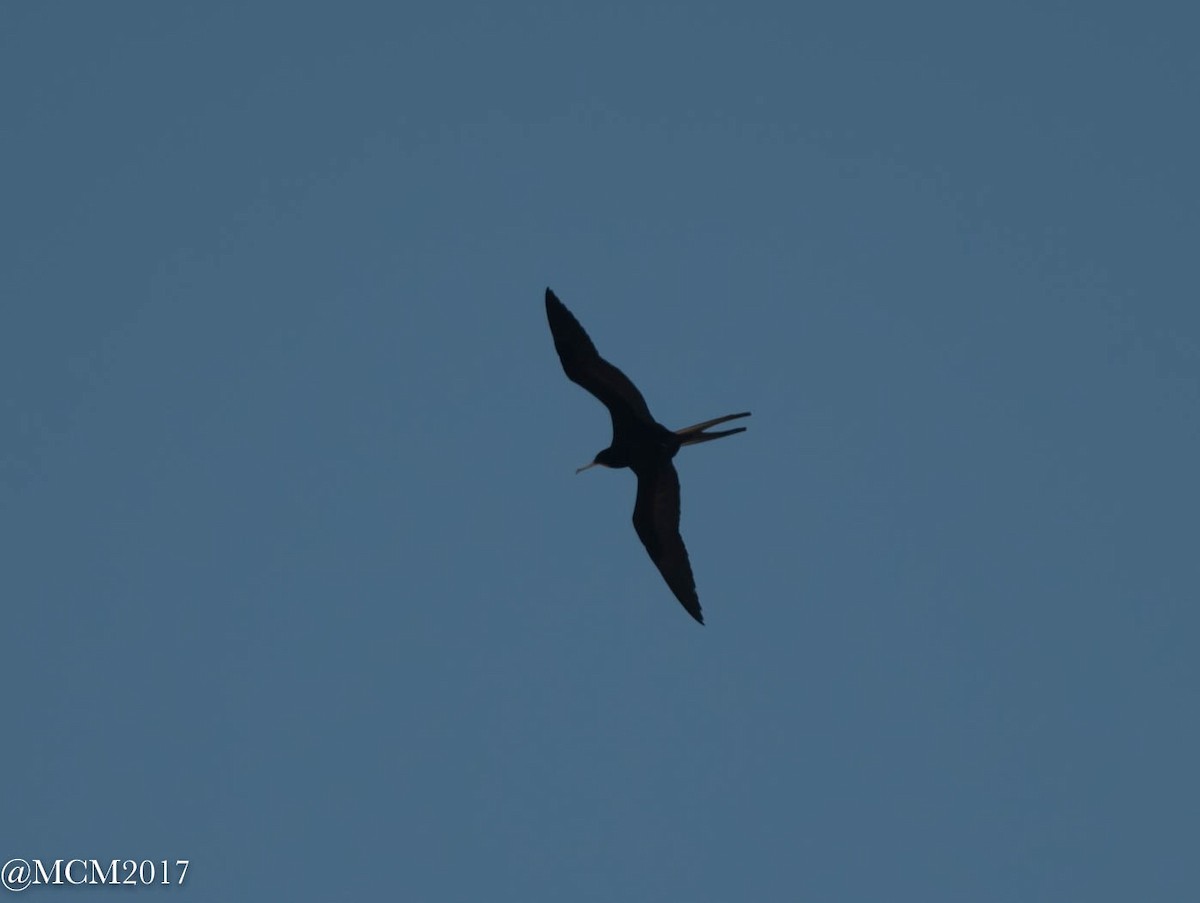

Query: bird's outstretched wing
632;459;703;624
545;288;655;426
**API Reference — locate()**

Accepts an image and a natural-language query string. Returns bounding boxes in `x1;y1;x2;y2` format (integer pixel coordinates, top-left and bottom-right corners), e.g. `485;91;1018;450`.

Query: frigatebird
545;287;749;624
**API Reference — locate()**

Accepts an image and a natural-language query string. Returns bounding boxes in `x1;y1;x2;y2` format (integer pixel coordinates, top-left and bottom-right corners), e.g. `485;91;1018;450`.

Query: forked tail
675;411;751;446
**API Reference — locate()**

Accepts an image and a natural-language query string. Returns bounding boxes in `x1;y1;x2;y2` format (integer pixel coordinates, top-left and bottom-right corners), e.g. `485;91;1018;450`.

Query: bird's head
576;448;619;474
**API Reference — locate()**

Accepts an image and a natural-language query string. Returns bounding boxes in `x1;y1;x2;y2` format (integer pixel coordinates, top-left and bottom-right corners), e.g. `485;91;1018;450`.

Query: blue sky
3;2;1197;900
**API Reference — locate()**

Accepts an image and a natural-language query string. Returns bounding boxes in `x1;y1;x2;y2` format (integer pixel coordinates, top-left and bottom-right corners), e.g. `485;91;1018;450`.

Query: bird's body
544;287;749;624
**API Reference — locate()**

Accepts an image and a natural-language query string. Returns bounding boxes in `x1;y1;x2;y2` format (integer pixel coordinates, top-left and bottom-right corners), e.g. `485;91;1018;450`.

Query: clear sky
3;3;1197;900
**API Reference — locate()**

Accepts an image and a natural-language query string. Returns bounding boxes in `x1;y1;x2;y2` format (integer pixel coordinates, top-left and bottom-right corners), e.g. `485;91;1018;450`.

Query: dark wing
631;459;704;624
545;288;655;426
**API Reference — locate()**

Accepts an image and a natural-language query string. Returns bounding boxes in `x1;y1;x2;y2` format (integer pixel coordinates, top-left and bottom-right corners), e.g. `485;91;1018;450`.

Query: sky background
3;2;1198;900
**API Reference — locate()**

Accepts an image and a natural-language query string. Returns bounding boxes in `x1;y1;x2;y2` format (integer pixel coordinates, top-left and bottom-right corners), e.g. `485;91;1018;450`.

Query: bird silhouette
545;287;749;624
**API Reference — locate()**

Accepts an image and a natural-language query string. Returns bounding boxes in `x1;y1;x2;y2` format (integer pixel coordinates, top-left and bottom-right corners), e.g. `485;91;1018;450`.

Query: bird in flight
544;287;749;624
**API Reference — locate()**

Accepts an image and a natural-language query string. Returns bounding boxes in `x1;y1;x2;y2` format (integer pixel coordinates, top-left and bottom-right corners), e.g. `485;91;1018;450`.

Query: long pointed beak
575;462;599;474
